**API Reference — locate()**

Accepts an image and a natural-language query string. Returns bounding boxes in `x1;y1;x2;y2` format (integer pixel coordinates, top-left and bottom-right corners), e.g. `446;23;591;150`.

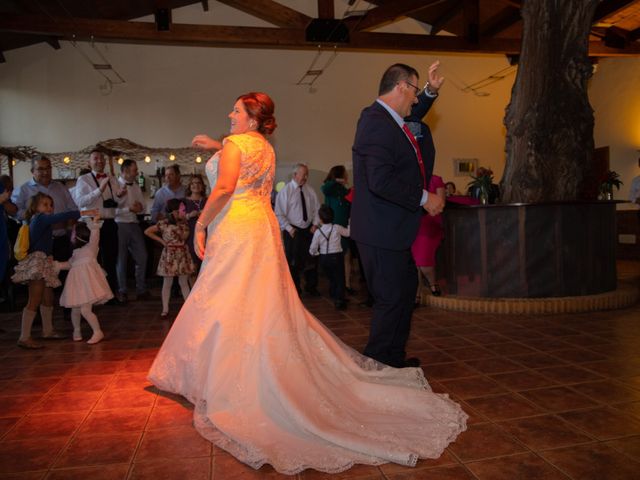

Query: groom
351;63;444;368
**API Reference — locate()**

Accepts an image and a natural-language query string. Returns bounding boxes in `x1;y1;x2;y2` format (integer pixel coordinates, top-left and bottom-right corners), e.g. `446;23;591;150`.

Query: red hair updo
237;92;277;135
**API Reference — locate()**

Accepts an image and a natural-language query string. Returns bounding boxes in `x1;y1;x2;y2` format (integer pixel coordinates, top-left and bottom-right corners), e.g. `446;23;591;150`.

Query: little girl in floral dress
145;198;195;316
58;217;113;344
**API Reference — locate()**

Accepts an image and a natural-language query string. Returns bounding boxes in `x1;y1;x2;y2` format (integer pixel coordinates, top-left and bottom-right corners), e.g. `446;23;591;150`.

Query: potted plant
599;170;623;200
467;167;494;204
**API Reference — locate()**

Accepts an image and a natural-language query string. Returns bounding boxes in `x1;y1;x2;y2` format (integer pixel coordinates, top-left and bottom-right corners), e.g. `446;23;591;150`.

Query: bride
148;92;467;475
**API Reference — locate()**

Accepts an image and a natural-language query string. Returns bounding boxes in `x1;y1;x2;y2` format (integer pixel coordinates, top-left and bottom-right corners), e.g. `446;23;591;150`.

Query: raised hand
426;60;445;92
192;134;223;151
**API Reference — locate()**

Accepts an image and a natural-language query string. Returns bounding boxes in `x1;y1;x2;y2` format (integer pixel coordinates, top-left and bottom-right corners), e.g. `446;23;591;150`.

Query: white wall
5;0;637;206
0;1;517;195
589;57;640;209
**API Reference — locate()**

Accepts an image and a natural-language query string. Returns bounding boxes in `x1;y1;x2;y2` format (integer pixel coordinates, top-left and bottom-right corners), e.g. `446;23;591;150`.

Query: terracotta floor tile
535;365;605;384
540;443;640;480
520;386;599;413
146;403;194;430
464;357;523;375
379;450;457;475
489;342;537;356
466;452;570;480
511;353;568;369
9;377;61;395
214;454;316;479
54;431;141;468
51;374;114;393
439;376;507;399
135;426;211;462
521;338;573;352
581;360;640;378
428;337;474;350
3;412;86;440
22;364;75;378
94;387;156;410
413;350;456;365
446;346;495;362
129;456;211;480
570;380;640;404
497;415;593;449
30;391;102;414
612;401;640;421
490;370;557;391
466;393;544;421
109;372;153;390
604;435;640;461
0;416;21;437
78;407;151;434
0;472;47;479
70;361;124;376
384;465;475;479
422;363;478;381
45;463;130;480
548;348;607;363
459;332;512;346
0;394;45;417
447;423;526;462
559;406;640;440
0;436;70;474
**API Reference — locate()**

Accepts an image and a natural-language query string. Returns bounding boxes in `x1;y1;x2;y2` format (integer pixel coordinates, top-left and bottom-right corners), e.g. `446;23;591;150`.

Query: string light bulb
117;158;124;165
63;156;71;164
169;154;176;161
144;156;151;163
195;156;202;164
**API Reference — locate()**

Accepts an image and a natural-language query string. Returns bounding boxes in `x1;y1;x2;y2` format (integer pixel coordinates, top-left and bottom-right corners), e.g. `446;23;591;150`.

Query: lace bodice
206;133;275;199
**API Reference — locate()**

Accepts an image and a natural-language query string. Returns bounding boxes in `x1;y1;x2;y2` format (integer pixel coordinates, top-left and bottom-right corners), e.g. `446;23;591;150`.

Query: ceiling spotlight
63;156;71;164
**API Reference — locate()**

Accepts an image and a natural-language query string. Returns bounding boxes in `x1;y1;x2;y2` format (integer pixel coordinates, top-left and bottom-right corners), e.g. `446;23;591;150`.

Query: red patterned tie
402;124;426;189
96;173;107;179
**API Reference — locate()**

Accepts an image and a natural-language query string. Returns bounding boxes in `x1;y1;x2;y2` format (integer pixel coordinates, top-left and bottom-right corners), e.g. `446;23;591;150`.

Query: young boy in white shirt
309;205;350;310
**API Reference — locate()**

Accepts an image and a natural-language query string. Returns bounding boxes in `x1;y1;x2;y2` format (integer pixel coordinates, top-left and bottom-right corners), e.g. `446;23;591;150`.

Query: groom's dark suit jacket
351;100;426;251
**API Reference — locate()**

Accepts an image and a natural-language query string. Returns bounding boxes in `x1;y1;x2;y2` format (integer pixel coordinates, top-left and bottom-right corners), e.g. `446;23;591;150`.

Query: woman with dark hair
148;92;465;474
321;165;355;294
184;173;208;278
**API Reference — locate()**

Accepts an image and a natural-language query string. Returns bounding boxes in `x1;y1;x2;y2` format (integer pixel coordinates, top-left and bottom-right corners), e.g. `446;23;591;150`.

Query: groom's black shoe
403;357;421;368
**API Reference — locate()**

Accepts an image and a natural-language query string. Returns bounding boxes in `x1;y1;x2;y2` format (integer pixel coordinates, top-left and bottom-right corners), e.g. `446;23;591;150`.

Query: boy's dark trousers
319;252;345;305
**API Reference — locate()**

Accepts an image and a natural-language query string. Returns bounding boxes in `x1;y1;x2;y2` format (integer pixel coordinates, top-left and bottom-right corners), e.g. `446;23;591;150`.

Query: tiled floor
0;262;639;479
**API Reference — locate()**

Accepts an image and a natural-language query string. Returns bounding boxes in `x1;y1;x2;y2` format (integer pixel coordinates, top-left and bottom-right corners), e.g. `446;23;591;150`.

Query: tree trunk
500;0;599;203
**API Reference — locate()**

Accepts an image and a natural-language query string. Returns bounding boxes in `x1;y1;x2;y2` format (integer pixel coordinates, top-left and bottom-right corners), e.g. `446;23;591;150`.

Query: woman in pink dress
412;174;446;296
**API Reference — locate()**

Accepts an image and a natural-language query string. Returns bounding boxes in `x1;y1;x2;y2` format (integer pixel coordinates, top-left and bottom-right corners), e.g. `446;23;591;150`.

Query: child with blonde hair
11;193;80;349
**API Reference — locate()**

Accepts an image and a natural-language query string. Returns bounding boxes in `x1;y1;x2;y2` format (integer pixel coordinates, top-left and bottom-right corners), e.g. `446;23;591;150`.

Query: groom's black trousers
357;242;418;368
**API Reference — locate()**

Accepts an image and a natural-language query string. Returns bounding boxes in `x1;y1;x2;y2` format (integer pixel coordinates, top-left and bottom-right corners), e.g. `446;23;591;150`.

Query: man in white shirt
115;159;151;303
150;165;186;223
72;149;123;299
275;163;320;296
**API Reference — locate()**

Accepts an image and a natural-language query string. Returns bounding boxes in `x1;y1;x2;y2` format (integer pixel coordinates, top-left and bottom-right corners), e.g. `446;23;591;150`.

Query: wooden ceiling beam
201;1;209;12
0;14;638;56
630;27;640;41
463;0;479;43
480;6;521;37
593;0;636;23
45;37;60;50
215;0;311;28
352;0;441;32
430;0;463;35
317;0;334;19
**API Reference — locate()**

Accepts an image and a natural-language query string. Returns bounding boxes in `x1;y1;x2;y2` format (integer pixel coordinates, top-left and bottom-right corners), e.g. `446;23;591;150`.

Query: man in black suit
351;63;445;368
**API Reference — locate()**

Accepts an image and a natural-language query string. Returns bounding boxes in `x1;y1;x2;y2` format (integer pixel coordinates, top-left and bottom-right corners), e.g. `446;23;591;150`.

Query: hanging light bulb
144;156;151;163
169;154;176;161
117;158;124;165
63;156;71;164
11;159;17;166
195;156;202;164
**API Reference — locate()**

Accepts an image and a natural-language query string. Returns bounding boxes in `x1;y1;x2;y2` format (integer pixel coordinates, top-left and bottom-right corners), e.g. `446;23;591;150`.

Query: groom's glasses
403;80;421;96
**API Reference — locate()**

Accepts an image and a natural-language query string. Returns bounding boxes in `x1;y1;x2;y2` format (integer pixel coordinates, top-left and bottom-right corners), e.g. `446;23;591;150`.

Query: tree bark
500;0;600;203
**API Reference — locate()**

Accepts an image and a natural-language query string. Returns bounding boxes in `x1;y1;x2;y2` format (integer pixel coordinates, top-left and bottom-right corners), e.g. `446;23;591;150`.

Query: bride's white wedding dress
148;133;467;474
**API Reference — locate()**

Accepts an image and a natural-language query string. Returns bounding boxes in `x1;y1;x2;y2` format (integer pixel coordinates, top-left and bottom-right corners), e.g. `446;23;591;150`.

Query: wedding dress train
148;133;467;474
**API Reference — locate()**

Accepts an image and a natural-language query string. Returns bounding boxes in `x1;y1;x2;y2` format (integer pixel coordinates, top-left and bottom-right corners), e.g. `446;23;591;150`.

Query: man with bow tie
115;159;151;303
72;148;124;300
351;63;445;369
